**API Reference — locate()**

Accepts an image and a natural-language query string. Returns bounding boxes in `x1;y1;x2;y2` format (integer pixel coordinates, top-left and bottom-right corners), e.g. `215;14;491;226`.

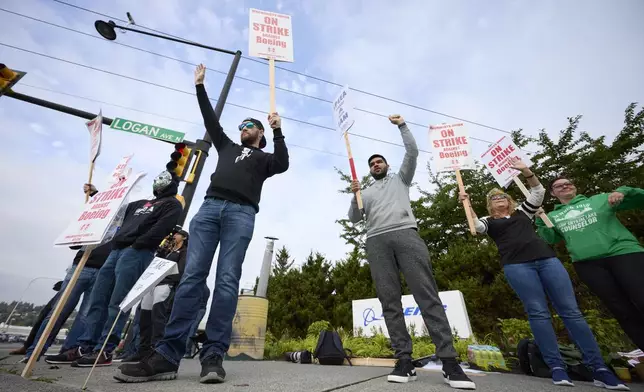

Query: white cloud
0;0;642;307
52;140;64;148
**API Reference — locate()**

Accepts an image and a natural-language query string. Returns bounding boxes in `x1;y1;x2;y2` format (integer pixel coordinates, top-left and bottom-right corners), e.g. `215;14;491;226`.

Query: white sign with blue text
332;85;355;133
352;290;474;339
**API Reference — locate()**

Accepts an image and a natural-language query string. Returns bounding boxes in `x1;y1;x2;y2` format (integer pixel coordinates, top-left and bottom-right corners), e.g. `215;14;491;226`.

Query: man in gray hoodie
348;115;475;390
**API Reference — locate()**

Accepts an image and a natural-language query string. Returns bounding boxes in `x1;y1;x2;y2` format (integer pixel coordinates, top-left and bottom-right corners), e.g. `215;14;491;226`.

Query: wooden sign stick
81;311;122;390
85;161;95;203
22;246;95;378
455;169;477;235
343;132;364;212
269;57;276;114
512;177;554;227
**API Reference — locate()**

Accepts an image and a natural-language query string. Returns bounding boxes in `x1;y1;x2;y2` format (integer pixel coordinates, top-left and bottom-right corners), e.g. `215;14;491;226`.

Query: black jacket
112;183;183;251
196;84;289;212
70;240;114;269
158;245;187;285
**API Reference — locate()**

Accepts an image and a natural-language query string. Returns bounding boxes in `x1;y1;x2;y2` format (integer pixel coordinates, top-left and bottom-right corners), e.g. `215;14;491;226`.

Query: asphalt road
1;345;643;392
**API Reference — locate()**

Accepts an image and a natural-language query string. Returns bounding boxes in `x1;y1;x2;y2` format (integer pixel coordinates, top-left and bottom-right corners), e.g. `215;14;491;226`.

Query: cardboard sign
86;111;102;163
428;122;475;172
249;8;294;62
352;290;473;339
332;85;355;133
480;136;532;187
119;257;179;312
54;171;145;247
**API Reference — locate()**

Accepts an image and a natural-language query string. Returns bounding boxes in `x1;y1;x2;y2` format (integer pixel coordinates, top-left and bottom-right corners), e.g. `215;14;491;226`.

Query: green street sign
110;118;185;143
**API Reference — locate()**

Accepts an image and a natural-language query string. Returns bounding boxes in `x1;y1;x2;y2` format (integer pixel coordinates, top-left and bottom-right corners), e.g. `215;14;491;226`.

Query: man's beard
241;133;259;145
371;167;388;180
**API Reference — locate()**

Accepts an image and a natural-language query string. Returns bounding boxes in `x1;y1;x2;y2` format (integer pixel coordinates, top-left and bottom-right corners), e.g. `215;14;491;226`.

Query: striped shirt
475;184;556;265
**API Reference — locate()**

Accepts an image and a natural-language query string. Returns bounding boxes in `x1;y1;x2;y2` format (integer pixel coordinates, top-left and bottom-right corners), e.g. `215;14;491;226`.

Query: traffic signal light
0;64;26;97
166;142;193;180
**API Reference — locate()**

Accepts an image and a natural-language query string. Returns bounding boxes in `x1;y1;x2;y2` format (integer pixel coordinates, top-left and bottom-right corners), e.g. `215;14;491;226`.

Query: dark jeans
138;284;175;355
156;198;255;366
365;228;457;360
504;257;606;371
26;265;100;358
76;247;155;353
573;252;644;350
23;291;60;350
185;285;210;355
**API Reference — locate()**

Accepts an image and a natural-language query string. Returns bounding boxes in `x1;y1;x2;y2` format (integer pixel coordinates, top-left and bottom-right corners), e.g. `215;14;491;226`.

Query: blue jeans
26;264;100;358
76;247;155;353
185;286;210;354
156;198;255;365
503;257;607;371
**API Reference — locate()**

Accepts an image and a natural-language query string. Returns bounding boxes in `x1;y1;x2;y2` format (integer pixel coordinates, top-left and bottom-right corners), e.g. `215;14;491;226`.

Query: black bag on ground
313;330;352;366
517;339;593;382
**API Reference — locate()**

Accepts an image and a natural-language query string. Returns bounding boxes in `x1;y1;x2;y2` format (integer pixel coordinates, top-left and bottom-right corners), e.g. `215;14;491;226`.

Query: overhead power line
47;0;515;136
2;42;521;154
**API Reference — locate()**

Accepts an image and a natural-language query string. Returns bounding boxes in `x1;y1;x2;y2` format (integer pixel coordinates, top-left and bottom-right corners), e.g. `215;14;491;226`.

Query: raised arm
609;186;644;211
510;158;545;219
389;115;418;186
265;113;290;176
194;64;232;151
458;192;487;234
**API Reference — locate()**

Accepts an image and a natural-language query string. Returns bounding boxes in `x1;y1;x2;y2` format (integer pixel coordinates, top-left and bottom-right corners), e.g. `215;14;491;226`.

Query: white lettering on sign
428;123;475;172
249;8;294;62
332;85;354;133
480;136;533;187
352;290;474;339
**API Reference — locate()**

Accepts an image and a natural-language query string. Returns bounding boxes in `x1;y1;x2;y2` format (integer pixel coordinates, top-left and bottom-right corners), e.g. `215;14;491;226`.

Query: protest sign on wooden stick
85;111;103;202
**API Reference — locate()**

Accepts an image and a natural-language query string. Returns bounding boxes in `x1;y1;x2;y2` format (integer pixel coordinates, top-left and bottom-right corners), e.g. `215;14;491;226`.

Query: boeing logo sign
362;305;448;326
352;290;473;339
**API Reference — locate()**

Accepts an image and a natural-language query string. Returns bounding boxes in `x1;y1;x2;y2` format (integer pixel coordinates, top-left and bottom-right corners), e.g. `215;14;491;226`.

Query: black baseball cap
241;118;267;149
368;154;387;166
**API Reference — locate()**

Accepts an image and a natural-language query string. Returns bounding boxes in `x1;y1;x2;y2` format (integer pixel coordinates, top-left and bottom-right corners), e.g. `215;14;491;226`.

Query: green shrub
307;320;333;338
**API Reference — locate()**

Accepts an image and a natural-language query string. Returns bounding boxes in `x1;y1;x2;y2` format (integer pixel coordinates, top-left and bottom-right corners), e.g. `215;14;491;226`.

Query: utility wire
49;0;515;136
19;82;349;159
2;42;516;154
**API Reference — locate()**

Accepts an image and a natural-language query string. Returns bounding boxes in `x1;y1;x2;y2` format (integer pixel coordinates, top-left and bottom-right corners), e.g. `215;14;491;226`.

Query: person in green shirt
535;176;644;351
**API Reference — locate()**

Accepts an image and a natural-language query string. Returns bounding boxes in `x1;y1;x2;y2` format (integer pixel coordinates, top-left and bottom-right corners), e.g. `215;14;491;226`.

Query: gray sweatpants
365;228;457;360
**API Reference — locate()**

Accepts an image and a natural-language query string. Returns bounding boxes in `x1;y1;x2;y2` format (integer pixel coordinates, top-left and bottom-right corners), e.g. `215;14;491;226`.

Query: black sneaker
200;355;226;384
114;352;178;383
387;358;417;383
71;351;112;368
45;347;85;365
116;351;149;364
442;358;476;390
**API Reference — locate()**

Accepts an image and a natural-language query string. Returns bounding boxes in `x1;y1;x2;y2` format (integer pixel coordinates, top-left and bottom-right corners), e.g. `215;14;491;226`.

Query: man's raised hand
195;64;206;85
350;180;360;194
268;112;281;129
388;114;405;125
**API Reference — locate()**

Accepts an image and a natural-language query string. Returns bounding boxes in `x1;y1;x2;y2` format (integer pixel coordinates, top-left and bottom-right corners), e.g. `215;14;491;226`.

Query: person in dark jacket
22;184;113;363
119;229;188;363
116;63;289;384
10;281;63;356
47;171;183;367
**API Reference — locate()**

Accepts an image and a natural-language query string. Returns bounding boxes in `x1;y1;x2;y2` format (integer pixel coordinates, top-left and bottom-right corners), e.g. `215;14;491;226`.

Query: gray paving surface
2;345;643;391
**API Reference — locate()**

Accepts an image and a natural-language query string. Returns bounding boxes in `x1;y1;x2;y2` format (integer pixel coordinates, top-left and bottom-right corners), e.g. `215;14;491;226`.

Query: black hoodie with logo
196;83;289;213
112;182;183;251
70;240;114;269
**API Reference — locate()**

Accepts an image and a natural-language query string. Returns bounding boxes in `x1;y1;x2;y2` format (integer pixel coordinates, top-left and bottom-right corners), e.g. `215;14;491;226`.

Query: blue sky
1;0;643;305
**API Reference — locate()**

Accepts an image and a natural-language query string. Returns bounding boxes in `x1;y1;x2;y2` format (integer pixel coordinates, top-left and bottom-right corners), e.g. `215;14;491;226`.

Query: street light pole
2;277;58;331
93;19;242;226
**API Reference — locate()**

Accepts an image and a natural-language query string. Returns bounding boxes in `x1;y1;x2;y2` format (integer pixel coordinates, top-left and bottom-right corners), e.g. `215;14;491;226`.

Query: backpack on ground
313;330;353;366
517;339;593;382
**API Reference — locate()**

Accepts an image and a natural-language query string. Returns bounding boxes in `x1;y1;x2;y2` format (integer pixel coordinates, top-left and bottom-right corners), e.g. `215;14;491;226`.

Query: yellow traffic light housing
166;142;193;181
0;64;26;97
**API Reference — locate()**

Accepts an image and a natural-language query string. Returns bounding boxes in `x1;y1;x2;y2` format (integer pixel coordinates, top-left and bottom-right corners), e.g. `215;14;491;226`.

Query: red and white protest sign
249;8;294;62
86;111;103;163
54;170;145;247
429;123;475;172
109;154;134;184
481;136;532;187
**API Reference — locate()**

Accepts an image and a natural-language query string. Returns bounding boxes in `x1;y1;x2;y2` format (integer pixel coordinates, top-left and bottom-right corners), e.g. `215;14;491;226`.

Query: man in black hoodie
50;171;182;367
116;63;289;384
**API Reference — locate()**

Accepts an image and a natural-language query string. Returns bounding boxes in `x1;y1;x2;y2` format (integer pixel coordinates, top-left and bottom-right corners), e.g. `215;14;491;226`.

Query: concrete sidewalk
2;346;643;392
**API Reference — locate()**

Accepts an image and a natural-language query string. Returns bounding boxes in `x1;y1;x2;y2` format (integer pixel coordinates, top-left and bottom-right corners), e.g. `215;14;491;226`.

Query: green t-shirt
535;186;644;262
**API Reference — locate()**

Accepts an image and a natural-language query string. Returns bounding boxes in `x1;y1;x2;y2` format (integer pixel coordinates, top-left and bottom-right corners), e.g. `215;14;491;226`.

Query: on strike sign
249;8;294;62
481;136;532;187
86;111;103;163
429;123;475;172
54;171;145;247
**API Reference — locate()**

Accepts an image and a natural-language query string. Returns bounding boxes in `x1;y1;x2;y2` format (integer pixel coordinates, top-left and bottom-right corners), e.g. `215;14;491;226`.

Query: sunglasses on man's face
490;194;509;201
238;122;255;131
